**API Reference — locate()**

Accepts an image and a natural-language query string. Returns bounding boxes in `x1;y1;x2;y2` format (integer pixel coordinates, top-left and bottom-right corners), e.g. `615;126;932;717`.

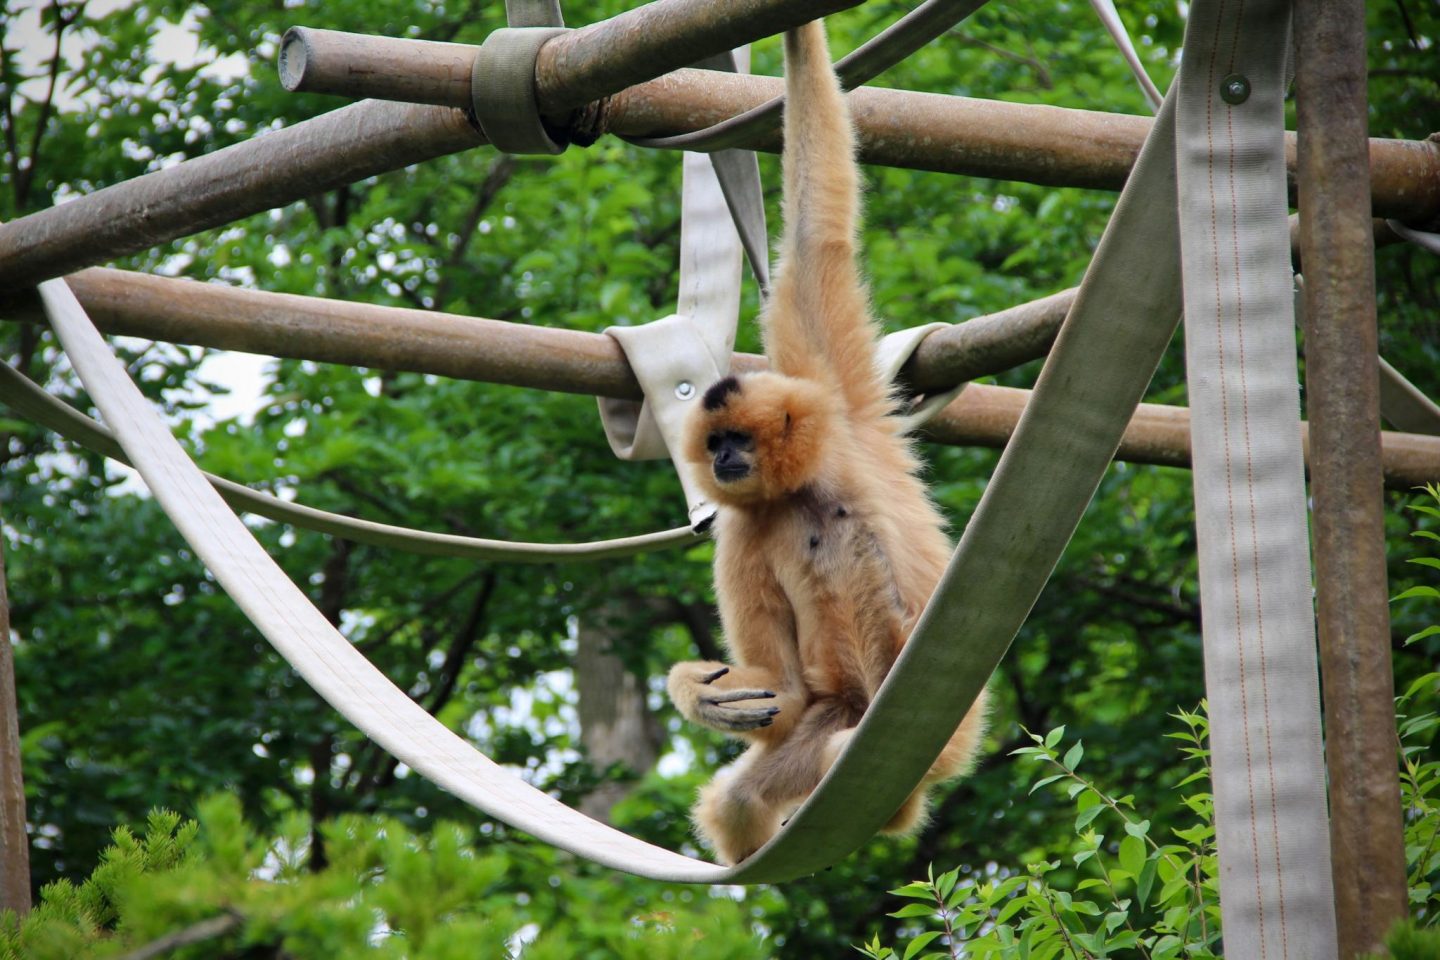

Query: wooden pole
1294;0;1410;954
0;524;29;916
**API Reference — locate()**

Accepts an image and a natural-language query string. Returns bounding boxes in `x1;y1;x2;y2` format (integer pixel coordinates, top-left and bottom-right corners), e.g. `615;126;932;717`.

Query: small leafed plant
857;710;1220;960
859;482;1440;960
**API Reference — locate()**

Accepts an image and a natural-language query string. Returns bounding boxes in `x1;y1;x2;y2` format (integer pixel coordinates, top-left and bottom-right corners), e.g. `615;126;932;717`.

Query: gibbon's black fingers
700;666;731;684
698;701;782;731
703;688;778;704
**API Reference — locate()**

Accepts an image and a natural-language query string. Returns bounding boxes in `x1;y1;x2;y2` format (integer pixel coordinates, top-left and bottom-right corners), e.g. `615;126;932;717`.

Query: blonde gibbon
666;19;989;866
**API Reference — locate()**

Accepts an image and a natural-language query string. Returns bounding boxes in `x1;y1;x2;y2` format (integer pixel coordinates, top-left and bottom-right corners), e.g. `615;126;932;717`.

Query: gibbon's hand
671;665;781;732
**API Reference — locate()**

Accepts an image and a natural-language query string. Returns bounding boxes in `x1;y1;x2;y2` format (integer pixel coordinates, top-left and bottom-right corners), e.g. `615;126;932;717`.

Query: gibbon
666;19;989;866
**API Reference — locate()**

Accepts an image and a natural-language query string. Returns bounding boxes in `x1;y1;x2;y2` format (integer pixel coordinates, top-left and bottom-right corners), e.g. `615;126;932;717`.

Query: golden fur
666;20;989;866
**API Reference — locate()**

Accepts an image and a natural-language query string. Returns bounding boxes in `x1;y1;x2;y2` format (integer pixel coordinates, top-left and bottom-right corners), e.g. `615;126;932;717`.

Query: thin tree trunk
575;605;662;823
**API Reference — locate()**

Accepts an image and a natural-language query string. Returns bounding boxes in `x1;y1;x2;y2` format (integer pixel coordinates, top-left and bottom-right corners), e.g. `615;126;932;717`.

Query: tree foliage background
0;0;1436;955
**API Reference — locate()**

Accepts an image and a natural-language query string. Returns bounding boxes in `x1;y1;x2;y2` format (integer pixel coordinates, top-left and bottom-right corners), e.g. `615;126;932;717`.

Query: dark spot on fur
809;534;821;549
836;506;848;518
702;376;741;411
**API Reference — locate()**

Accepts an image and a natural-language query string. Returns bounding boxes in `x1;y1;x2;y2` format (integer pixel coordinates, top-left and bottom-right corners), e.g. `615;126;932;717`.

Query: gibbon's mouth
714;463;751;483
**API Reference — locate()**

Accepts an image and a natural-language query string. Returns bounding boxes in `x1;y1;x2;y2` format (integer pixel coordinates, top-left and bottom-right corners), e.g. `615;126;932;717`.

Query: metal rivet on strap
1220;74;1251;105
675;381;695;400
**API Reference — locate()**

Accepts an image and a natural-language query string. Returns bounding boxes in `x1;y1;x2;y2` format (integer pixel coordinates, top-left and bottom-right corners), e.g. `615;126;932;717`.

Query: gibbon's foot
674;664;781;732
698;687;780;732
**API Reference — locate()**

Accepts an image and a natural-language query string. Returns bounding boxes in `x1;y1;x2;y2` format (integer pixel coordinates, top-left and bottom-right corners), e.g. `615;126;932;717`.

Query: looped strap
471;27;570;155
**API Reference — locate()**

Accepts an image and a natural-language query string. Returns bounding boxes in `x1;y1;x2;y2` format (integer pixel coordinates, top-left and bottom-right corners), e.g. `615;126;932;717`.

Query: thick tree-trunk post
1294;0;1409;955
575;606;661;824
0;525;30;916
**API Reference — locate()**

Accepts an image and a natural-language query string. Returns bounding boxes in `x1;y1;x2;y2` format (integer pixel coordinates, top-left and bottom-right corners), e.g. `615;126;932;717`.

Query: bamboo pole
1294;0;1409;954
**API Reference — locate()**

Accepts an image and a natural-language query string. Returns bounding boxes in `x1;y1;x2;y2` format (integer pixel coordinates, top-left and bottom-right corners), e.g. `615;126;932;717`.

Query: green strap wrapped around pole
1176;0;1338;955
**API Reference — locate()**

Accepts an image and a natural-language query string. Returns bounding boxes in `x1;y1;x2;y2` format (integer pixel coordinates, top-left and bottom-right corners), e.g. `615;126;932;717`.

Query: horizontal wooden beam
3;269;1434;487
924;385;1438;490
0;268;1069;398
2;39;1434;290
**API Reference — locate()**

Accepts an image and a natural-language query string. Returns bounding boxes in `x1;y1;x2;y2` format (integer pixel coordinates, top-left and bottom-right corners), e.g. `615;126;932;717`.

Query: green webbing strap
0;361;699;562
1379;357;1440;437
627;0;990;152
505;0;562;28
471;0;567;154
1176;0;1338;953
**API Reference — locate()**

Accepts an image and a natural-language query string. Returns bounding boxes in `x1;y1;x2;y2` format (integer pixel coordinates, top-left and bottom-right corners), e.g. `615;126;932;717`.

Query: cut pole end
278;28;309;92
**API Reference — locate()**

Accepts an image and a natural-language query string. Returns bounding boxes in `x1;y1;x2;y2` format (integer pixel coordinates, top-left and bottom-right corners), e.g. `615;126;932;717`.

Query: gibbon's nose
714;450;749;481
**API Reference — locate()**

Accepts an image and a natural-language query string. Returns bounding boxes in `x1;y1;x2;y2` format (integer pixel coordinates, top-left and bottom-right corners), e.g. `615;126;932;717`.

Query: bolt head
1221;74;1251;105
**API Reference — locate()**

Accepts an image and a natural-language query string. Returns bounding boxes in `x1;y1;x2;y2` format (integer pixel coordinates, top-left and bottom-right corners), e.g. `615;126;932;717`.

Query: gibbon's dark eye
708;431;752;455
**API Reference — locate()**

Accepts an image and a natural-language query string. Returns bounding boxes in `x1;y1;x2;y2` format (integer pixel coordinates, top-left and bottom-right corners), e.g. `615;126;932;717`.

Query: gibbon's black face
706;429;754;483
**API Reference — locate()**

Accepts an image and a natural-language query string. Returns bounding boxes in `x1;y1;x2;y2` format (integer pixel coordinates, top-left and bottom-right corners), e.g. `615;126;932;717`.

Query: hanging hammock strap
41;276;743;882
596;151;746;532
1175;0;1338;955
0;361;699;562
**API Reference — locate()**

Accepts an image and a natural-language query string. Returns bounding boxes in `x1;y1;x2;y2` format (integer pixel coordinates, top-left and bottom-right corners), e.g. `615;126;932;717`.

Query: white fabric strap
1175;1;1338;956
876;321;967;432
1087;0;1162;111
597;149;743;531
41;276;745;883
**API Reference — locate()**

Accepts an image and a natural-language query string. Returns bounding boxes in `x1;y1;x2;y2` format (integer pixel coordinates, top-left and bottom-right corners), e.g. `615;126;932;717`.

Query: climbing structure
1;0;1437;955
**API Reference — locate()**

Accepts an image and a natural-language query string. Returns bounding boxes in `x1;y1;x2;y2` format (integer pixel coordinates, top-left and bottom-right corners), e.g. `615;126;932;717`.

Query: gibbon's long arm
765;22;889;415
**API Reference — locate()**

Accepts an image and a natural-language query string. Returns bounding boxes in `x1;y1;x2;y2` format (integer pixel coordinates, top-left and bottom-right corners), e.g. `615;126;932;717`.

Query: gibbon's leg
693;749;781;867
694;699;854;864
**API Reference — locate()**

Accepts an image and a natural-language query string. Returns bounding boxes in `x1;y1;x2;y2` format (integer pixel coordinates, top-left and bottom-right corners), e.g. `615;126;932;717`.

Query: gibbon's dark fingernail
766;707;780;716
761;690;776;698
701;667;730;684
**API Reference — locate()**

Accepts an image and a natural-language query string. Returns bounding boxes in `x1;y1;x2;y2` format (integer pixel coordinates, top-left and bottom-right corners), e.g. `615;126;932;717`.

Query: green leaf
1137;858;1159;906
1392;585;1440;601
1405;625;1440;645
890;882;936;900
1119;835;1146;879
903;930;944;960
1063;741;1084;770
890;903;938;920
1074;803;1105;832
1045;726;1067;749
1030;774;1067;795
1124;819;1151;839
